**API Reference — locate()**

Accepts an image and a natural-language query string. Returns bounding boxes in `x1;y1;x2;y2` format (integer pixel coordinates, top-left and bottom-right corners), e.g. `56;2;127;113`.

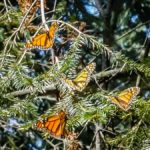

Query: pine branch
6;53;149;97
6;85;55;96
6;68;122;97
93;68;122;79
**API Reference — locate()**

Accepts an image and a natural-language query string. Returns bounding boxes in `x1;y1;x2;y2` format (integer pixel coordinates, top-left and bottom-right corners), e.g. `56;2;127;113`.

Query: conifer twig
7;68;125;97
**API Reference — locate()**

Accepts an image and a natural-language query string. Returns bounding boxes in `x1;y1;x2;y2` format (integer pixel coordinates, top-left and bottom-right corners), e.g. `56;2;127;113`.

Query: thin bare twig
53;0;57;11
6;0;13;8
17;49;27;65
89;130;97;150
136;37;148;86
30;0;57;22
1;0;38;68
40;0;49;30
6;85;55;96
77;121;89;138
95;123;102;150
3;0;11;22
117;19;150;41
93;68;122;80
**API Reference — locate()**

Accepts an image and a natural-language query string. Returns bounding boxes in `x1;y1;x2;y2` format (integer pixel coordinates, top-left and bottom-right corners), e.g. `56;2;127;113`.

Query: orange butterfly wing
37;111;67;137
48;22;58;39
55;118;66;137
36;120;44;128
25;22;58;50
110;87;140;110
45;115;61;135
64;63;96;92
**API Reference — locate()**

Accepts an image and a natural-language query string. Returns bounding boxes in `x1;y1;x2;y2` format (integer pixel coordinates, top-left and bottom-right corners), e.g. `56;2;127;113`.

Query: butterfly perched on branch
109;87;140;111
36;110;67;137
25;22;58;50
63;63;96;92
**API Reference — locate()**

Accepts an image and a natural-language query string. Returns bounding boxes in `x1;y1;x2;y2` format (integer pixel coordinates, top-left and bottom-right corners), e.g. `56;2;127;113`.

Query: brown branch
7;68;123;97
95;123;102;150
7;85;55;97
92;68;122;80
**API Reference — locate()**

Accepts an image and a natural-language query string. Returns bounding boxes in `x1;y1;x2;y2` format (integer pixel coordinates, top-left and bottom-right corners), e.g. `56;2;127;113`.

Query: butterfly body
36;110;67;137
63;63;96;92
26;22;57;50
110;87;140;110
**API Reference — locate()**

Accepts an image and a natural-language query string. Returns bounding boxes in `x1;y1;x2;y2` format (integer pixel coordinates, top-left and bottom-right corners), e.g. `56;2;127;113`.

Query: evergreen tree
0;0;150;149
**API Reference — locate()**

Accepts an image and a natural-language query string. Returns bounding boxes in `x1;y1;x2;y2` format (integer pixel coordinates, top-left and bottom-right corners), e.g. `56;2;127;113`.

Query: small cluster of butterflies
36;87;140;138
36;86;140;138
25;23;140;137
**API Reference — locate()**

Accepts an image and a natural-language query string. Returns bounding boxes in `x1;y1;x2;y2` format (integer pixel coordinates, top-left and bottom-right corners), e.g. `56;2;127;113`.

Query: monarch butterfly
63;63;96;92
109;87;140;111
25;22;58;50
36;110;67;137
